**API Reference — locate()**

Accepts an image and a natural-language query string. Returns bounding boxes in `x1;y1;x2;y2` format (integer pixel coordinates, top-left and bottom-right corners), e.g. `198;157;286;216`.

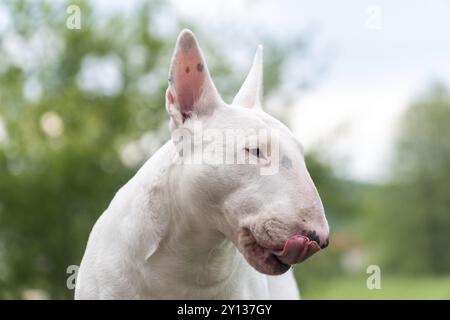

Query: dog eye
245;147;262;158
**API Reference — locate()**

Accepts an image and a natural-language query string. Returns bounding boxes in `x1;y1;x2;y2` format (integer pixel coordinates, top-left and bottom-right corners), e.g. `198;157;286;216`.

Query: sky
92;0;450;182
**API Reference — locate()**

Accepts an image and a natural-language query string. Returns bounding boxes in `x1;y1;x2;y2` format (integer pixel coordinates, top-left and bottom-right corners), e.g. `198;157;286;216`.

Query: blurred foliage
364;84;450;275
0;0;172;299
0;0;314;298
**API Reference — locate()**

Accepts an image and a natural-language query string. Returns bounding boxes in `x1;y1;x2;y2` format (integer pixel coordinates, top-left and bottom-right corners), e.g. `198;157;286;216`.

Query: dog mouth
239;228;321;275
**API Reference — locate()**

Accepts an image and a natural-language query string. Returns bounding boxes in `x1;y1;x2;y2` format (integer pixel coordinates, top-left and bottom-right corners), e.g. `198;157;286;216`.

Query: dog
75;29;329;299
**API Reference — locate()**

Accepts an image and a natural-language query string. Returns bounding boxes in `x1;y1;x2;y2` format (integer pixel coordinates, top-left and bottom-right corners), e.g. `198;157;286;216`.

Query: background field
299;276;450;300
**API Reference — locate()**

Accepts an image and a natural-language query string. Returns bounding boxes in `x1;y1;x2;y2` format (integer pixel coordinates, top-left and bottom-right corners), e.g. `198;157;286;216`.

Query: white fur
75;30;328;300
76;139;299;299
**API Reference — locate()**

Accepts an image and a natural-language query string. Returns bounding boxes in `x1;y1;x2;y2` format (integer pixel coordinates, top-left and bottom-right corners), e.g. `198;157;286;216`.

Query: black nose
306;230;329;249
321;237;329;249
305;230;320;244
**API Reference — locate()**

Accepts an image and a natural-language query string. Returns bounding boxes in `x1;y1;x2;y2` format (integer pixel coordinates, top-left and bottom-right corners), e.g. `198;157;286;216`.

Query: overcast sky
92;0;450;182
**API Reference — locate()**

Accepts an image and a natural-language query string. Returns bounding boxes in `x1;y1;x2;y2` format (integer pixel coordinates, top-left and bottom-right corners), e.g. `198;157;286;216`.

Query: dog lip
272;253;291;268
240;228;291;275
241;228;321;274
264;249;292;273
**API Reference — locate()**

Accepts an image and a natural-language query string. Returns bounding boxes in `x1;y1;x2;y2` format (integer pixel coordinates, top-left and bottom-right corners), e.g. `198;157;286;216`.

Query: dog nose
305;230;329;249
321;237;330;249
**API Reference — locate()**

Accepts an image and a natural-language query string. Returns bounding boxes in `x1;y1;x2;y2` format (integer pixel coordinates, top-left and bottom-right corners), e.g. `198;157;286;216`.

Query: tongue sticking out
271;235;321;265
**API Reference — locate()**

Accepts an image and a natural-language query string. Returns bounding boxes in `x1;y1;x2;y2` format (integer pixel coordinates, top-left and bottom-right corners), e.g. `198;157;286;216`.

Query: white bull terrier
75;29;329;300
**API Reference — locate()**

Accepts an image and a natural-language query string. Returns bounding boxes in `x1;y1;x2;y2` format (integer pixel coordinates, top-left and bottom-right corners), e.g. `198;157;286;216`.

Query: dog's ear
166;29;221;128
232;45;263;109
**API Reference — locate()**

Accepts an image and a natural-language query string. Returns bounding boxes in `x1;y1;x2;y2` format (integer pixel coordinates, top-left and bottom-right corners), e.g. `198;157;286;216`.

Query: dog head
165;30;329;275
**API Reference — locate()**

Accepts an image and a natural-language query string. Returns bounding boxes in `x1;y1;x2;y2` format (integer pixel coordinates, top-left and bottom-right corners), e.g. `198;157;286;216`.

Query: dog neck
128;141;245;297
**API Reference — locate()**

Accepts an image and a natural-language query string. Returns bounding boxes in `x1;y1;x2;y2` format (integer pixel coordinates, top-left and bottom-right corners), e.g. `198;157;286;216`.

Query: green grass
300;276;450;299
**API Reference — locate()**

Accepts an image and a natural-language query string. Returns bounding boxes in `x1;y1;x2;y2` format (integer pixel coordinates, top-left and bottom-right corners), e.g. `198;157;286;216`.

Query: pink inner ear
169;32;208;120
173;60;205;118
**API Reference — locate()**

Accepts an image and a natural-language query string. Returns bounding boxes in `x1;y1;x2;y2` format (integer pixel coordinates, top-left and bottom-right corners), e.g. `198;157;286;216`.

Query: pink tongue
272;235;320;265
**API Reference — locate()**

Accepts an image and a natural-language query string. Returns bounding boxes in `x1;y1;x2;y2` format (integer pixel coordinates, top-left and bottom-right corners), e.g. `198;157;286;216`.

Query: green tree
366;84;450;274
0;0;171;299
